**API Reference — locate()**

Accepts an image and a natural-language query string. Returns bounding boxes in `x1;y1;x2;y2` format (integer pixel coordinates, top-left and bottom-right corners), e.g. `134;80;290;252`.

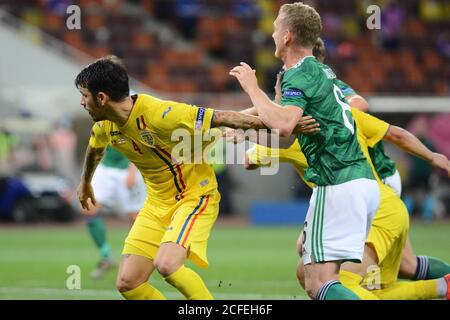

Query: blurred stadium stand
0;0;449;222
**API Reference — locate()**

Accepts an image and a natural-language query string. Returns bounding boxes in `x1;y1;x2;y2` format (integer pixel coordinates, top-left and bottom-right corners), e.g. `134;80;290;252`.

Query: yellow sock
164;265;213;300
121;282;167;300
339;270;379;300
372;280;438;300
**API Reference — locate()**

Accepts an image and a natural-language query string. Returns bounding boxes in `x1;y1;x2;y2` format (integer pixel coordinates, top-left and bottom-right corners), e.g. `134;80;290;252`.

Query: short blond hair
279;2;322;48
313;37;326;62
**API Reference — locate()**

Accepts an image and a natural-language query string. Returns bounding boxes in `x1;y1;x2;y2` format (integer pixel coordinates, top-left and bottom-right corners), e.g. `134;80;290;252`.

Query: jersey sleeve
335;79;356;98
89;121;109;149
351;108;390;148
246;144;274;167
280;73;308;110
154;100;215;137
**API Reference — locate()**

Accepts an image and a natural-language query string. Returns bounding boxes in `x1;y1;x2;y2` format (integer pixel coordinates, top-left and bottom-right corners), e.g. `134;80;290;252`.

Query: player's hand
293;116;320;135
126;173;136;189
229;62;259;94
430;152;450;177
224;128;246;144
77;182;96;211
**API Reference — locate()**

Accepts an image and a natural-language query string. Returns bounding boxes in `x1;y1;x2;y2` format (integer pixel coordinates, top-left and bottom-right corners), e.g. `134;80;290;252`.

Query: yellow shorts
364;185;409;287
122;189;220;268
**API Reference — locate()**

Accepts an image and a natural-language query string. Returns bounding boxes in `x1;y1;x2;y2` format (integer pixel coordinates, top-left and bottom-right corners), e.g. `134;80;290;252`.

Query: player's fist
430;152;450;177
77;181;96;212
229;62;258;94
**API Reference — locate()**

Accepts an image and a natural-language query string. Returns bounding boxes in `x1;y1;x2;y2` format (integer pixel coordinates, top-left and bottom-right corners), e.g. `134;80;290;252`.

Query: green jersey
102;145;129;169
335;79;397;180
281;56;374;186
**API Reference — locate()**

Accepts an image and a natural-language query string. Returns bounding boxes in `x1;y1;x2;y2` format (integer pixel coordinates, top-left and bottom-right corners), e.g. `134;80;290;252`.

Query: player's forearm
384;126;433;162
212;111;270;131
247;87;298;136
240;106;258;116
80;145;105;184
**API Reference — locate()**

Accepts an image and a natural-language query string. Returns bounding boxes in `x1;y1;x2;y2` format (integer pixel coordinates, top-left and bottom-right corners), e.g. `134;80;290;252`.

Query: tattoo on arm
80;145;105;183
211;111;271;131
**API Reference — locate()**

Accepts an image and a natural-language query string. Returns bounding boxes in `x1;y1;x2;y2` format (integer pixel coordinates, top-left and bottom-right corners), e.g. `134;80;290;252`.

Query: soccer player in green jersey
319;44;450;285
231;2;380;300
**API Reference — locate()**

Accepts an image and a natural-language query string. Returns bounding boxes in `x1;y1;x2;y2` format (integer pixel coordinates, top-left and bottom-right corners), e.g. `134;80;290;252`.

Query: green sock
426;257;450;279
87;216;112;259
317;280;361;300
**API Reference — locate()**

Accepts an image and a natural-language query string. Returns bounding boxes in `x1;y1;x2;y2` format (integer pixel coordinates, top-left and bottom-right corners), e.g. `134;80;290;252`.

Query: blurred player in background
82;145;146;279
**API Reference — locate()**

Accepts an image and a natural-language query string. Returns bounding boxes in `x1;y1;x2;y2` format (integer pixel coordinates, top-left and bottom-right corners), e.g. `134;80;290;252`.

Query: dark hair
75;55;129;101
313;37;326;63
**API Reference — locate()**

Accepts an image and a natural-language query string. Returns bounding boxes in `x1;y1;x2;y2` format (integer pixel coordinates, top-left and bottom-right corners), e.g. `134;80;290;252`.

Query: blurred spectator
0;126;17;176
380;0;406;51
49;117;78;184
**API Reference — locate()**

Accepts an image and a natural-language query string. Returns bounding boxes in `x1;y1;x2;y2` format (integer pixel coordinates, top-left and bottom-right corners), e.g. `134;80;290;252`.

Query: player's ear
97;92;108;106
284;30;291;46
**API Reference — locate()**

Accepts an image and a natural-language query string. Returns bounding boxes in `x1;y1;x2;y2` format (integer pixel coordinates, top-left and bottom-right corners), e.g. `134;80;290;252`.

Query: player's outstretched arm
384;125;450;177
77;145;105;210
346;94;369;112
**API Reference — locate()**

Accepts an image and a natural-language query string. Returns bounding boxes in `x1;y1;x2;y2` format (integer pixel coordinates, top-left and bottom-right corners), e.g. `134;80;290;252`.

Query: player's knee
116;274;142;293
304;278;324;300
154;256;182;277
399;254;417;279
296;262;306;289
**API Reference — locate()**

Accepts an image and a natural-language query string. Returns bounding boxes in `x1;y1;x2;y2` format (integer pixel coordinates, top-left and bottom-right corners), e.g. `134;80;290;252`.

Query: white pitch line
0;287;307;300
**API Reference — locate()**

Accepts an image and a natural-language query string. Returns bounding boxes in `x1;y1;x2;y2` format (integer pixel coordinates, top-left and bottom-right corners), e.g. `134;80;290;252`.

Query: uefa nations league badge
140;130;155;146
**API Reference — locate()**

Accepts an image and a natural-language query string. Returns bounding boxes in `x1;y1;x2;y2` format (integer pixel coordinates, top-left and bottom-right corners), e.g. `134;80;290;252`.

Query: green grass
0;221;449;300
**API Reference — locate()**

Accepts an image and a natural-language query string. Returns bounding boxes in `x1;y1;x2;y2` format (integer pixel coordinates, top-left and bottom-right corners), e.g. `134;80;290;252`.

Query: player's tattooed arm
211;111;319;134
77;145;105;210
80;145;105;184
211;111;270;131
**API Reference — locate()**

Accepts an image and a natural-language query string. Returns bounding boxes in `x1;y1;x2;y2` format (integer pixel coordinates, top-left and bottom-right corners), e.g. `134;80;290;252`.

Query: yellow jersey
89;94;218;204
247;108;394;193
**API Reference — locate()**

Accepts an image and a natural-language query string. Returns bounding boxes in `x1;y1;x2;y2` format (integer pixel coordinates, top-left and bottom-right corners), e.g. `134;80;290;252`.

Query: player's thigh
302;179;379;266
116;254;155;291
304;261;340;297
161;191;220;269
122;208;167;262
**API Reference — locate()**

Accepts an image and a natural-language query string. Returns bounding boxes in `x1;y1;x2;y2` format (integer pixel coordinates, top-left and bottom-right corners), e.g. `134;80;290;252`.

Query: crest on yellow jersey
140;130;155;146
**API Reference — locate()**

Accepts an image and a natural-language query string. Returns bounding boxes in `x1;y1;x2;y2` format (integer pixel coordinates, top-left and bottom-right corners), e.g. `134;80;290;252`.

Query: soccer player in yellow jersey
74;55;317;300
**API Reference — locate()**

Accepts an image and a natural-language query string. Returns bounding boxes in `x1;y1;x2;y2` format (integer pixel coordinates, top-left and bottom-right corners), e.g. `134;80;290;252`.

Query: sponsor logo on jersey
111;138;126;145
195;107;206;131
199;179;209;187
283;90;304;98
166;226;174;231
136;115;148;130
140;130;155;146
162;106;172;119
110;131;121;136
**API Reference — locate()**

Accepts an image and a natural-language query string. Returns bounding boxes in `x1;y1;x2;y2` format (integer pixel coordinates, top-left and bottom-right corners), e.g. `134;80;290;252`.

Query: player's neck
283;47;314;69
107;96;134;127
